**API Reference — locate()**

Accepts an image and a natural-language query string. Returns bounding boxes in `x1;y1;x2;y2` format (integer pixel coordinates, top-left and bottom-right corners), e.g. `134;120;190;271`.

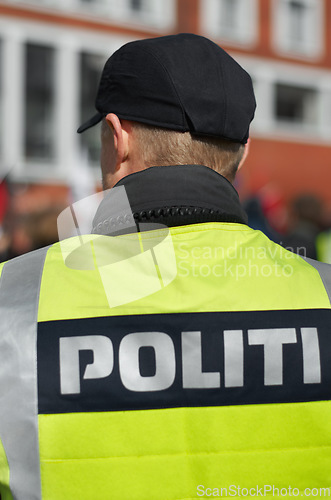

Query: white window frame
200;0;258;48
236;54;331;144
0;15;133;182
2;0;176;33
272;0;324;60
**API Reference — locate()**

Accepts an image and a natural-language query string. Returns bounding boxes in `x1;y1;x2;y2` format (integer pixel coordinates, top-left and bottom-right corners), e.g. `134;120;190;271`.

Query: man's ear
238;139;250;172
105;113;130;169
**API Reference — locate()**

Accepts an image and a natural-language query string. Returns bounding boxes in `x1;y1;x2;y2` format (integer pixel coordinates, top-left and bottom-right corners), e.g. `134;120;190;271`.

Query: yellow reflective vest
1;212;331;498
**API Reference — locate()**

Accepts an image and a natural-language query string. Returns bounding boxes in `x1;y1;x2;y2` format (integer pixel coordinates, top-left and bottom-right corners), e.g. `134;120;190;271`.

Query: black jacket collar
116;165;247;225
93;165;247;234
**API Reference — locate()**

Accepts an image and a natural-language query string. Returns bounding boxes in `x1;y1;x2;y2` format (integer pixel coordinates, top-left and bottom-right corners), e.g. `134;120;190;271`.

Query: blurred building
0;0;331;221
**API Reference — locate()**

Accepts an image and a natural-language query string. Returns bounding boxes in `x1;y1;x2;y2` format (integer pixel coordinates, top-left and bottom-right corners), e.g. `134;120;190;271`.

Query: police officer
1;33;331;500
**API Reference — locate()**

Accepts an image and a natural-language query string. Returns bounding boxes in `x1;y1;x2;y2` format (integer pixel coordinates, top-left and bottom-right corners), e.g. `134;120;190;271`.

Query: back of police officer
1;33;331;500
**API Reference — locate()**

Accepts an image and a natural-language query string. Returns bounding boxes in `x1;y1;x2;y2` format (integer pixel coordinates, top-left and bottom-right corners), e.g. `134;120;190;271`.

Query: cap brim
77;112;104;133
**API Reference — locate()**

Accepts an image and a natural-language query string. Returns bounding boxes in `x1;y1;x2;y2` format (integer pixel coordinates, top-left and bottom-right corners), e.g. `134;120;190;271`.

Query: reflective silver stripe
302;256;331;305
0;247;48;500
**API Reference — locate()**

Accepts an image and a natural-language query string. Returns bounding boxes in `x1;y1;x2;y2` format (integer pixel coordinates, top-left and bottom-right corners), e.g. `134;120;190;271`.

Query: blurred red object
0;178;10;224
260;183;288;234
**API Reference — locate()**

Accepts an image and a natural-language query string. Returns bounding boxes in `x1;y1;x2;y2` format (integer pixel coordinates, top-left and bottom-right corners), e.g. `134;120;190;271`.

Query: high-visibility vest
1;221;331;500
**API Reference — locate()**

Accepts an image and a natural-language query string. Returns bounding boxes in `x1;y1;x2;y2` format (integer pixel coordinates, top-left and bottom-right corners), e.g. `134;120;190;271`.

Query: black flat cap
77;33;256;144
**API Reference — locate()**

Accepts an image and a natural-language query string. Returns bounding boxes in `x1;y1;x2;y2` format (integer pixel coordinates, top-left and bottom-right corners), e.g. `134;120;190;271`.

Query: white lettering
248;329;297;385
301;327;321;384
60;335;114;394
119;332;176;391
182;331;220;388
59;325;322;396
224;330;244;387
197;485;205;497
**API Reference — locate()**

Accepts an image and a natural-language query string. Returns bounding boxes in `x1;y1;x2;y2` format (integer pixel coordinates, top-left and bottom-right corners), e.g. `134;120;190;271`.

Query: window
24;43;56;162
123;0;155;23
272;0;324;58
75;0;170;29
288;0;306;44
237;54;331;141
79;0;103;4
79;52;105;164
200;0;258;47
274;83;318;127
219;0;239;36
0;17;140;181
130;0;144;11
5;0;63;6
5;0;175;31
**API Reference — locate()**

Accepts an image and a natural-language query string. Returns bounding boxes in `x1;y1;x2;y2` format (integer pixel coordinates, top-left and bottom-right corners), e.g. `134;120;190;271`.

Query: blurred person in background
243;196;280;242
9;208;60;259
315;209;331;264
281;194;325;260
0;205;61;263
1;33;331;500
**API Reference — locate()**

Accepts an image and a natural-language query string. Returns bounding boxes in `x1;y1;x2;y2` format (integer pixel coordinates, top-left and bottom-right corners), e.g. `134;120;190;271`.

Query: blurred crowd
0;178;66;262
244;189;331;263
1;175;331;264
